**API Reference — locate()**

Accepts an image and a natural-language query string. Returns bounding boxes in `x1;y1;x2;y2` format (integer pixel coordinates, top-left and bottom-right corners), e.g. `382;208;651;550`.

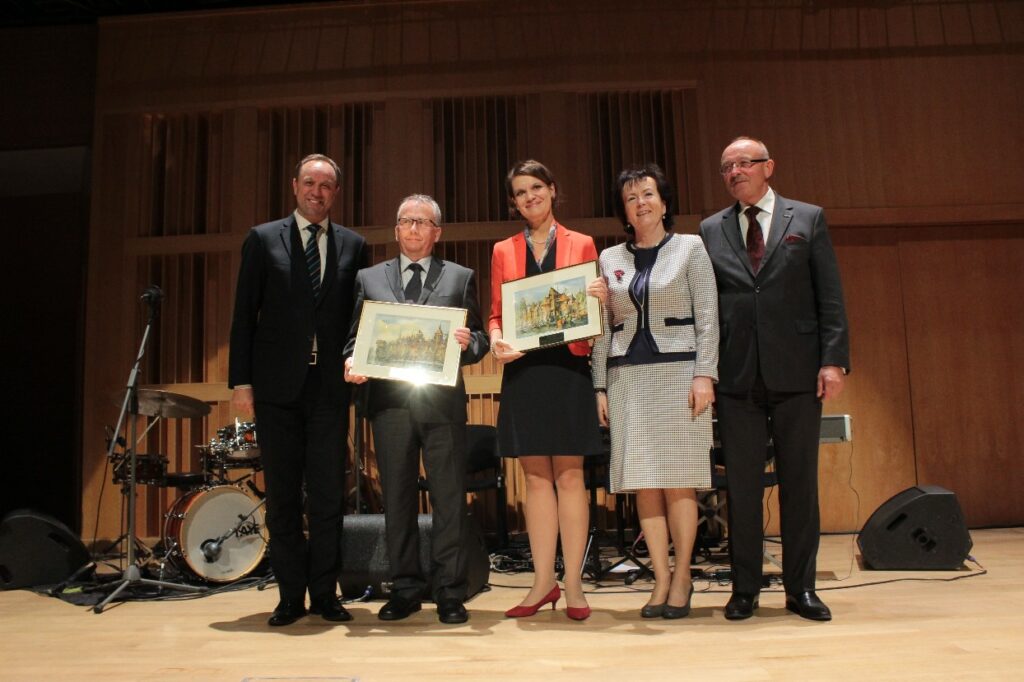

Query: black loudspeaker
0;509;91;589
858;485;972;570
338;513;489;600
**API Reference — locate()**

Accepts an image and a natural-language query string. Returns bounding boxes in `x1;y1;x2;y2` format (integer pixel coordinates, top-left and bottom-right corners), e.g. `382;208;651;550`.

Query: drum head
176;486;266;582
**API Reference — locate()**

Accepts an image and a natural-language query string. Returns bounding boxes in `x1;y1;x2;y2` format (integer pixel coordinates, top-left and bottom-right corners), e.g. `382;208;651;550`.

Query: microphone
140;285;164;303
200;538;223;563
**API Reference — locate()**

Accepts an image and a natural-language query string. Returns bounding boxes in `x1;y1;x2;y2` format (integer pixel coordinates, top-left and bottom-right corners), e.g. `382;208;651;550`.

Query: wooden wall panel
898;226;1024;527
80;1;1024;541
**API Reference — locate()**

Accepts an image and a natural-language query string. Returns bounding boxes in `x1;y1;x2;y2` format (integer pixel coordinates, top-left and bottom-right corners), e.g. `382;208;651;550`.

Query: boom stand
94;294;206;613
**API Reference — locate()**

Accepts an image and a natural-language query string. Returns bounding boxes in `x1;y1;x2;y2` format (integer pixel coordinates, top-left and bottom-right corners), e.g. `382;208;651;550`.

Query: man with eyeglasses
343;194;489;624
229;153;367;626
699;137;850;622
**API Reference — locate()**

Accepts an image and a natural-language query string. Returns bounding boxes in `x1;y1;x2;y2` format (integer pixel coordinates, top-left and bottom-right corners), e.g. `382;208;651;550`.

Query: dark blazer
345;256;489;423
698;192;850;394
229;215;368;404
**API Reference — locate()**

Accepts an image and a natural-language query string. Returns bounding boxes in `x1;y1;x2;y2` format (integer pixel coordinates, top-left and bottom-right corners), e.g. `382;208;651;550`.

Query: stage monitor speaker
0;509;91;590
338;513;489;600
858;485;972;570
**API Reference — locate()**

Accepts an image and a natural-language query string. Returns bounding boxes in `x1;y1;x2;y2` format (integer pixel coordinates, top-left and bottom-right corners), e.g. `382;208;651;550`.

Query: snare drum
114;453;168;486
205;421;261;470
163;485;267;583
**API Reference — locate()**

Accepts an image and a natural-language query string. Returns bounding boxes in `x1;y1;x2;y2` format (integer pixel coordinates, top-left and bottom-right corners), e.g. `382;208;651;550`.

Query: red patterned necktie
745;206;765;274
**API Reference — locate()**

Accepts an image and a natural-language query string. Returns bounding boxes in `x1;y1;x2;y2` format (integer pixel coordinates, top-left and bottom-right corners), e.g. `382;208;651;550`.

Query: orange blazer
488;223;598;357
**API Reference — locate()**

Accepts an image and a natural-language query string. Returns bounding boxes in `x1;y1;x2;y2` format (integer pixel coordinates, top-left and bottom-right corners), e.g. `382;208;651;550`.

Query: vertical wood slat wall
86;88;692;540
81;0;1024;544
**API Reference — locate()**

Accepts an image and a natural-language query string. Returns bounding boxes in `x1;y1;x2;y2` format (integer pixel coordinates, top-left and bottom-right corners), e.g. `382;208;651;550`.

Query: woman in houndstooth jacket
592;164;719;619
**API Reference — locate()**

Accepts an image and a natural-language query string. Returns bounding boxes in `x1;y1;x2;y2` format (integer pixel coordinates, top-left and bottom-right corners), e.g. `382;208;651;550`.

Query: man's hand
231;387;255;419
817;365;846;401
344;357;369;384
454;327;471;351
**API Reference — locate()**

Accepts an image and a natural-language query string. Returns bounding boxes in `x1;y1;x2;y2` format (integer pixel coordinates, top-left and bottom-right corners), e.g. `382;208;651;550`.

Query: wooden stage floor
2;528;1023;681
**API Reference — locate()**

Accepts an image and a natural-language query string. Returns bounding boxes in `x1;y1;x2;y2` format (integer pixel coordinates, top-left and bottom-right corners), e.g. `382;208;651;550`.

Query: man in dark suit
229;153;367;626
699;137;850;621
344;194;488;624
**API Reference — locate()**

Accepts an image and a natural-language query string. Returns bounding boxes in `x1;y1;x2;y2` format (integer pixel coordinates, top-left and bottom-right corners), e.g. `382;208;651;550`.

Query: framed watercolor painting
500;260;603;352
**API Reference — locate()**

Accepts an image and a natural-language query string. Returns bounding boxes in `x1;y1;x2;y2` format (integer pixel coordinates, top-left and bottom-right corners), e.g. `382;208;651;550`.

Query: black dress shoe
268;600;307;627
663;584;694;620
724;592;759;620
785;591;832;621
309;595;353;622
378;597;422;621
436;599;469;624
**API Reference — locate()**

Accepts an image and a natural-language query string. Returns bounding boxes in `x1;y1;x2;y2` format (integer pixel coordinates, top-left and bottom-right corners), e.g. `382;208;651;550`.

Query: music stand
93;288;207;613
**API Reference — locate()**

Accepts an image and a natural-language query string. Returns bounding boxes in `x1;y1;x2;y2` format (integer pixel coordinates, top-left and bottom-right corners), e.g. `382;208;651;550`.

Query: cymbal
133;389;211;419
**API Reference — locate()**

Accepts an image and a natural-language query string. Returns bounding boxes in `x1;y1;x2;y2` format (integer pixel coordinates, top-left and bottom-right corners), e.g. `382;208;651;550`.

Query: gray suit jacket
592;233;719;390
344;256;489;423
698;192;850;394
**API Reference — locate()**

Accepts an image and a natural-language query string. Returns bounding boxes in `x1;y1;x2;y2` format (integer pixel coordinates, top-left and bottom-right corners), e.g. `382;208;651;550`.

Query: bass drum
163;485;267;583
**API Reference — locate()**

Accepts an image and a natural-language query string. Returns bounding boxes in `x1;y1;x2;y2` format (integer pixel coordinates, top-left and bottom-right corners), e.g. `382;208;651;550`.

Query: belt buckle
309;351;318;366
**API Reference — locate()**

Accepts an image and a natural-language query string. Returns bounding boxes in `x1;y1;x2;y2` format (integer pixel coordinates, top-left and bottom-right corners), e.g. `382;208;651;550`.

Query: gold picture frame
350;301;468;386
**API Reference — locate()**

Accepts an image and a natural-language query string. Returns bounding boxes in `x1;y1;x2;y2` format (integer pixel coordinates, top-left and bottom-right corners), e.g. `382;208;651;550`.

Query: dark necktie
745;206;765;274
404;262;423;303
305;225;322;298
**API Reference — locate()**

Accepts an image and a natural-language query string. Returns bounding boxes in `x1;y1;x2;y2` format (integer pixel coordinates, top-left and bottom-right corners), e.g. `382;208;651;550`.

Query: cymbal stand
94;288;206;613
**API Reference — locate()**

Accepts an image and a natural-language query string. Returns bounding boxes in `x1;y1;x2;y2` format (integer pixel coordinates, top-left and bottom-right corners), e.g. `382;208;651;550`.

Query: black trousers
256;365;349;604
716;376;822;596
371;409;468;602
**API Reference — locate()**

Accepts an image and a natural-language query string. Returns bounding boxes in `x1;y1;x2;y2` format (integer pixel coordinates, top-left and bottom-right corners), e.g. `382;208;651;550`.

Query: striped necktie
305;224;322;298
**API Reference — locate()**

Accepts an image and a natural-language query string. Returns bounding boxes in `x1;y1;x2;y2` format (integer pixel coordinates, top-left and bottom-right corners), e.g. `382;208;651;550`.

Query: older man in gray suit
344;194;488;625
699;137;850;622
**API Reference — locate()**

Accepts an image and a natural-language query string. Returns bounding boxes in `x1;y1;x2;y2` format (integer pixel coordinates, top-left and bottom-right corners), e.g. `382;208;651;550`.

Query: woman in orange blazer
490;160;607;621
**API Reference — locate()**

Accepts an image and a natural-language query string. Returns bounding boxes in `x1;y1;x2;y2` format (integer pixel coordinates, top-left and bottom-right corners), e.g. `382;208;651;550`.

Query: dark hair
613;163;676;234
505;159;560;219
294;153;342;186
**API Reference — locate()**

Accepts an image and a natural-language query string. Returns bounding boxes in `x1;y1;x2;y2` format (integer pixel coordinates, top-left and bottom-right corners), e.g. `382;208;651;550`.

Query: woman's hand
491;338;524;365
596;391;609;427
689;376;714;417
586;276;609;304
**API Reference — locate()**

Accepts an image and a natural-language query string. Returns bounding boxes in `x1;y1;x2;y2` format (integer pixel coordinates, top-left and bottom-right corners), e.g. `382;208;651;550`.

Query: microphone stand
94;289;206;613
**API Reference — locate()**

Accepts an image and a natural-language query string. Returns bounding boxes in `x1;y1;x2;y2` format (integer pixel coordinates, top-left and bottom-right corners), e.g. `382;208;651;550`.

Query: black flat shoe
436;599;469;624
268;600;307;627
663;584;694;620
378;597;422;621
785;591;832;621
309;595;353;622
724;592;759;620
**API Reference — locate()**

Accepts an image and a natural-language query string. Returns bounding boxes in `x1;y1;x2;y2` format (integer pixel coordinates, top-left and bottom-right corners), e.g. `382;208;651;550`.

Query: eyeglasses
719;159;769;175
397;217;438;229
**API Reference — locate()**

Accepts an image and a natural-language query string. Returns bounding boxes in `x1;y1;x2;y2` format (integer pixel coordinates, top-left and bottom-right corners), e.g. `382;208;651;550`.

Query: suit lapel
421;258;445;304
720;205;754;278
760;194;794;273
554;223;573;269
512;232;527;279
317;223;343;304
385;257;405;302
283;217;318;301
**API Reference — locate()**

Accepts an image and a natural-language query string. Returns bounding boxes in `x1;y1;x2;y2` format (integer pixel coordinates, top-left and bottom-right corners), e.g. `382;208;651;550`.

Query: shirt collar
740;187;775;217
399;253;433;272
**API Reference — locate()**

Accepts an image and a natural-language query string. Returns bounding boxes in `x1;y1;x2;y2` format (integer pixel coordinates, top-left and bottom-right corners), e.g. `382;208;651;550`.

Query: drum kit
107;390;269;588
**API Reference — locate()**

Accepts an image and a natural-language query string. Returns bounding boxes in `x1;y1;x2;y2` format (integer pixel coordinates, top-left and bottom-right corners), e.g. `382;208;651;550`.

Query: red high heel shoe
566;604;591;621
505;585;560;618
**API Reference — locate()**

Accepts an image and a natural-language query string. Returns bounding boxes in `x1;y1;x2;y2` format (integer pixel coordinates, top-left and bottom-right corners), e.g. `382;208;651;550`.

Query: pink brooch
614;269;625;283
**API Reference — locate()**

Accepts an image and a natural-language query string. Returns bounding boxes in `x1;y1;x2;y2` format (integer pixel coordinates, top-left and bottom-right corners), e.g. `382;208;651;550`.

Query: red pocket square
784;234;807;244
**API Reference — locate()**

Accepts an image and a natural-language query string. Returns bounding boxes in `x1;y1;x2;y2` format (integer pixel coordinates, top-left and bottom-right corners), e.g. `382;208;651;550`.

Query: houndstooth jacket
591;233;719;389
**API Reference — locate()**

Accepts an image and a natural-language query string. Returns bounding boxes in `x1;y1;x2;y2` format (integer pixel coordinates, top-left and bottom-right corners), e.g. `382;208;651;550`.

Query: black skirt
496;343;605;458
